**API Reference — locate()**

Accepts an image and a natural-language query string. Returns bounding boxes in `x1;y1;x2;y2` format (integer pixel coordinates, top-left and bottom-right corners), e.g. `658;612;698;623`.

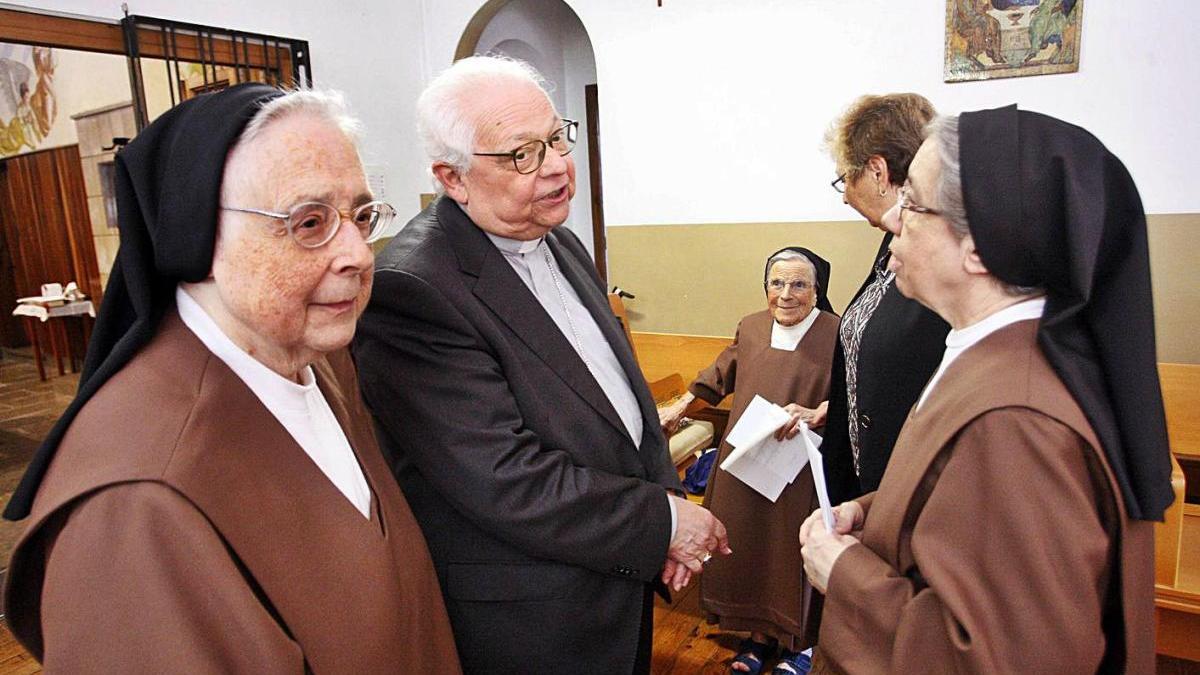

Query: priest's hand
661;558;693;592
669;496;731;574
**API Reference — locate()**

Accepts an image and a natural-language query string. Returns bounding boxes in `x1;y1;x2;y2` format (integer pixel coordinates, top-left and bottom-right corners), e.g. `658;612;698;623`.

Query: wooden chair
1154;363;1200;660
648;372;715;468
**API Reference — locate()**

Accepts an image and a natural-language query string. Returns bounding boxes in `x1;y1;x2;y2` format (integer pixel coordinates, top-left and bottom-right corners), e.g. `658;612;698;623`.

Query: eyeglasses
896;186;941;221
766;279;813;293
831;173;847;194
221;200;396;249
473;120;579;175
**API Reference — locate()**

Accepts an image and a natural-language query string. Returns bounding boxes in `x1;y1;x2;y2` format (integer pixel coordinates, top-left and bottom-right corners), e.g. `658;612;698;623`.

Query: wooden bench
1155;363;1200;660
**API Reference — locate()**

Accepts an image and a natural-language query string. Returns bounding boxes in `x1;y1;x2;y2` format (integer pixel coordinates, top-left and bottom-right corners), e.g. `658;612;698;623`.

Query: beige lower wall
606;213;1200;365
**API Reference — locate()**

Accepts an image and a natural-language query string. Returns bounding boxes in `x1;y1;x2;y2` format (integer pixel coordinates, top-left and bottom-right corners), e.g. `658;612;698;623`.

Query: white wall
14;1;1199;225
421;0;1200;225
8;0;431;215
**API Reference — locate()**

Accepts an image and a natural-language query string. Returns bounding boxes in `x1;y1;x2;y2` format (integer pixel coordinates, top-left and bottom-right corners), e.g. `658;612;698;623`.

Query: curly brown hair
825;93;935;187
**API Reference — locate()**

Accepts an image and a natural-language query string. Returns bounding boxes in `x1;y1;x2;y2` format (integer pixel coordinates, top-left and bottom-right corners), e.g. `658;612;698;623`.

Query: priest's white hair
417;55;553;190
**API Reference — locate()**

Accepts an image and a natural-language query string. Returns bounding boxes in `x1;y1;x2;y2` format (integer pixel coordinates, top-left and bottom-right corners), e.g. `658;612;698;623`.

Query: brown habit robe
817;320;1154;674
4;311;462;673
693;309;839;650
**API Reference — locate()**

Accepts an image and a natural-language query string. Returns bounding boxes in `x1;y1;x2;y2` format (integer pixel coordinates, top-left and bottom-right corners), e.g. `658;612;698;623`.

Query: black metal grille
120;14;312;131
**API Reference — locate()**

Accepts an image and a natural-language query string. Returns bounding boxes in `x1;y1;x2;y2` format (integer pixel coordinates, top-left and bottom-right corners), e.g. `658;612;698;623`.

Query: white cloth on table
12;300;96;322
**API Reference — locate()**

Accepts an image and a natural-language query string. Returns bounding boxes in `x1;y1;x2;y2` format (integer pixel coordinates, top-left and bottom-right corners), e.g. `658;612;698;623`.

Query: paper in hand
719;396;809;502
800;422;835;533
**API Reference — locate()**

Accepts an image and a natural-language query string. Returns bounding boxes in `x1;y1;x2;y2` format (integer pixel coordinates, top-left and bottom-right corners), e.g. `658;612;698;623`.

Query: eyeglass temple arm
223;205;288;219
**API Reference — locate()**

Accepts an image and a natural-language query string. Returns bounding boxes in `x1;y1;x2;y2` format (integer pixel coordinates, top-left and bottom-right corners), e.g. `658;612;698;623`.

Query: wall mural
0;44;57;157
944;0;1082;82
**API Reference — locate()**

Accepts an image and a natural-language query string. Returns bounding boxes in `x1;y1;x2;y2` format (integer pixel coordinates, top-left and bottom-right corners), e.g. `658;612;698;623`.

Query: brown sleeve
820;409;1113;673
689;320;743;405
854;491;876;515
39;483;303;673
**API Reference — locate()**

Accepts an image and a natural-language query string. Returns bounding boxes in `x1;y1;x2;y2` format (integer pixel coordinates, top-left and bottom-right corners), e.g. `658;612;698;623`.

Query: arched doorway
456;0;607;279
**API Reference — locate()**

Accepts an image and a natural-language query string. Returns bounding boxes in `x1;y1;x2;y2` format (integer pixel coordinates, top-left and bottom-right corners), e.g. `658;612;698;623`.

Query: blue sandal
730;637;775;675
771;648;812;675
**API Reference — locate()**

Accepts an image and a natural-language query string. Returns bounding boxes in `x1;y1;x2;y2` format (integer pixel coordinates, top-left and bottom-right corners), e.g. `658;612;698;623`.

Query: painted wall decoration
0;44;57;157
944;0;1083;82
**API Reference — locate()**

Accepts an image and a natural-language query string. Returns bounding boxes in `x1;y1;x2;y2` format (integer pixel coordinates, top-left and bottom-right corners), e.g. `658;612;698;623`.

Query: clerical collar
770;306;819;351
486;231;543;256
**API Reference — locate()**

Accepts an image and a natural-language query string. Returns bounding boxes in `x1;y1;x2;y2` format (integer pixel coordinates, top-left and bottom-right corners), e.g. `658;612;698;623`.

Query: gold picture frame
944;0;1083;83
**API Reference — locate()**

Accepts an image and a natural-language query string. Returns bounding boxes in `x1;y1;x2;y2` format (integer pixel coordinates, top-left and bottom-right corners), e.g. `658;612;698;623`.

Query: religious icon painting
944;0;1083;82
0;43;58;158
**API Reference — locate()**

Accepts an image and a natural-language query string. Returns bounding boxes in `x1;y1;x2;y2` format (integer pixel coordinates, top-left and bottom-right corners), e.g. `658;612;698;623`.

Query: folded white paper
720;395;810;502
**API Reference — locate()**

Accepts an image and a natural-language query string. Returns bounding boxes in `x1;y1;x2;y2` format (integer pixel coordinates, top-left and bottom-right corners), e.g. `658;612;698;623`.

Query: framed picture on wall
944;0;1083;83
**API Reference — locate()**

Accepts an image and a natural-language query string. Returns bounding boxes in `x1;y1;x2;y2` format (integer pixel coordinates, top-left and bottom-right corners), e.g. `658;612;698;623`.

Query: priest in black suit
353;55;729;675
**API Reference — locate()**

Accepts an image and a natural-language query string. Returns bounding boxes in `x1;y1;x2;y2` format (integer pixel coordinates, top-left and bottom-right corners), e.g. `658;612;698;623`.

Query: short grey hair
764;249;818;288
416;55;553;189
239;88;363;146
926;114;1041;298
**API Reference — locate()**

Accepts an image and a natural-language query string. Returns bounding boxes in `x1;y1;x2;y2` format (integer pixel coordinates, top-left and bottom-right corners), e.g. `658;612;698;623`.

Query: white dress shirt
485;232;678;536
917;297;1047;410
176;287;372;518
485;232;645;445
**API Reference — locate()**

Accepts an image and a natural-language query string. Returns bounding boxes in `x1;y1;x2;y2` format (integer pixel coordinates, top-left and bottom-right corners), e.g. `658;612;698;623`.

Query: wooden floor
651;576;741;674
0;623;39;675
0;350;79;566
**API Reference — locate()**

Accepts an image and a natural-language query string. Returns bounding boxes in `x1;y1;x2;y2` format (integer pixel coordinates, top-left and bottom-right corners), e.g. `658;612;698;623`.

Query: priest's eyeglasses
221;200;396;249
474;119;579;174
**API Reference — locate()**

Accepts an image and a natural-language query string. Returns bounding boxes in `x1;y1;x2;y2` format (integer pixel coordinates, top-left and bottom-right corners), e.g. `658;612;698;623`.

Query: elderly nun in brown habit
800;105;1171;674
661;247;838;674
2;83;461;673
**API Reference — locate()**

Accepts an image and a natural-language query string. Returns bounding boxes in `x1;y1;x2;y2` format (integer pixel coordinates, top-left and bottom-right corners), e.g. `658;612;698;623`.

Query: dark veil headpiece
4;83;284;520
763;246;834;314
958;104;1172;521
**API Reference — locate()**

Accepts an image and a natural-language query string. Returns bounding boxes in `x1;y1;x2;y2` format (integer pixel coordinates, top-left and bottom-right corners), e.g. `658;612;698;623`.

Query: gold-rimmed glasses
473;119;579;174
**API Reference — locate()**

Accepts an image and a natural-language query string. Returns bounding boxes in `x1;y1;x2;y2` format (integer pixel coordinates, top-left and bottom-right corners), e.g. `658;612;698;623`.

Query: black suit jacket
353;197;682;674
822;232;950;505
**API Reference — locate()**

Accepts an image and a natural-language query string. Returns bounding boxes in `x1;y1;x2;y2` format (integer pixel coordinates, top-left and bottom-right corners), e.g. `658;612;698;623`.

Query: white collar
916;296;1047;411
486;231;543;256
945;296;1047;350
770;306;819;351
175;286;317;412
